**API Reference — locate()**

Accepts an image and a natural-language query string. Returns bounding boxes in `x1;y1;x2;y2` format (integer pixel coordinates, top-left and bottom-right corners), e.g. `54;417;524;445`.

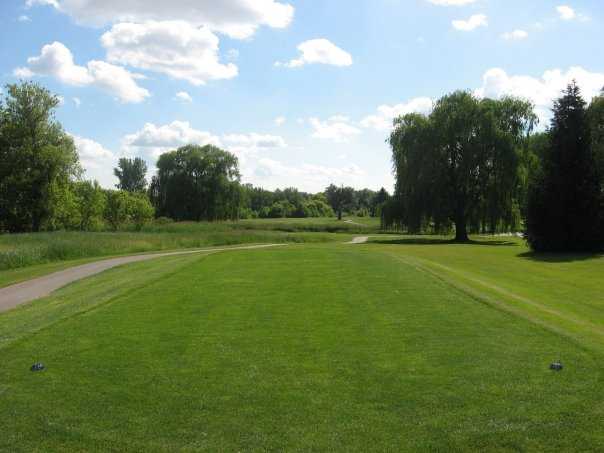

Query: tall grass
0;218;368;270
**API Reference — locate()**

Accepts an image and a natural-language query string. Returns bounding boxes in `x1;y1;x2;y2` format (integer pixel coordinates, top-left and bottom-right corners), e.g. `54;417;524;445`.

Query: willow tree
388;91;536;241
149;144;243;221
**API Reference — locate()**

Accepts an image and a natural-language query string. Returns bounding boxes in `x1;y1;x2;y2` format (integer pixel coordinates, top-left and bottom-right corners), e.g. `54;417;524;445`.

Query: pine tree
526;82;602;252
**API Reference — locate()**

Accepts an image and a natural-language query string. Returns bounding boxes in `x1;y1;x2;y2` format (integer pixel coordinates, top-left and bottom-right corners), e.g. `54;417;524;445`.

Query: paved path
348;236;369;244
0;244;284;313
343;219;368;227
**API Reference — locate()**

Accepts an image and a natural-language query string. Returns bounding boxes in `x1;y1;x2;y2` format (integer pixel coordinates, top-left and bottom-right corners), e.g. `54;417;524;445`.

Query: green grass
2;243;604;451
0;219;366;273
0;217;376;273
369;235;604;351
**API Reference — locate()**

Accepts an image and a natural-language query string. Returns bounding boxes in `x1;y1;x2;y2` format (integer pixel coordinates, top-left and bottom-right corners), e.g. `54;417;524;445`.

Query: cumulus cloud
18;15;31;22
309;116;361;142
427;0;477;5
274;116;286;126
475;66;604;125
361;97;433;131
452;14;488;31
276;39;352;68
73;97;81;107
175;91;193;103
28;0;294;39
252;158;364;192
501;29;528;40
25;0;59;7
15;41;149;103
556;5;576;20
122;120;286;168
70;134;117;187
101;21;238;86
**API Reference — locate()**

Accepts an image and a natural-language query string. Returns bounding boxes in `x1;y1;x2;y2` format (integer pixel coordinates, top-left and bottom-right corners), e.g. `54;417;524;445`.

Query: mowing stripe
382;251;604;350
0;244;286;313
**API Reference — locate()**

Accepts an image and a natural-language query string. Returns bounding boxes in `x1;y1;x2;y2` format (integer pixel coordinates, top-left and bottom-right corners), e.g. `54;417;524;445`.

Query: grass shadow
518;250;603;263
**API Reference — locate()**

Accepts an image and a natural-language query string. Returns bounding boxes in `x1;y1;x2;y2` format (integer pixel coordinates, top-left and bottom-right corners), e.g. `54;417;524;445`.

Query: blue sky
1;0;603;192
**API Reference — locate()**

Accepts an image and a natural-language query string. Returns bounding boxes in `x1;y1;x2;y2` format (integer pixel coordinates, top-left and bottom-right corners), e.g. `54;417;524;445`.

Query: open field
0;217;377;275
1;236;604;451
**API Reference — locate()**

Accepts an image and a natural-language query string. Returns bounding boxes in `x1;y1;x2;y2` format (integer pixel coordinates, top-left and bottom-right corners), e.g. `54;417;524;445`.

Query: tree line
384;82;604;251
0;82;387;233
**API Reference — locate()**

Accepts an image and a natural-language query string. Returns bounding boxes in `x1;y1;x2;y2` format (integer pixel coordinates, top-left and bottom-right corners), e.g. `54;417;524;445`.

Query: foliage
104;190;130;231
150;144;243;221
128;191;155;230
114;157;148;192
0;82;81;232
387;91;536;240
526;83;602;251
325;184;355;220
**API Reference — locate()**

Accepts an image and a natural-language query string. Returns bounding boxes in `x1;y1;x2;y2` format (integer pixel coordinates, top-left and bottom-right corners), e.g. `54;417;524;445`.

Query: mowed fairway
1;244;604;451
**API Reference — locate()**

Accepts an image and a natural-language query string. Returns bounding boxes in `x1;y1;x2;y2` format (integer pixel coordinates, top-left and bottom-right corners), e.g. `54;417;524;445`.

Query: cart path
0;244;285;313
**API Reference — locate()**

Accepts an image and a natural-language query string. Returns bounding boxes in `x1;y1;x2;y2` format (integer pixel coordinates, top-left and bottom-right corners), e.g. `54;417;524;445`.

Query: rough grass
0;217;369;272
1;244;603;451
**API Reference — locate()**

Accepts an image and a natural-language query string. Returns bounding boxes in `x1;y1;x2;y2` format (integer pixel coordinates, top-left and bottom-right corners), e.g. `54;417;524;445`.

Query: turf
1;244;603;451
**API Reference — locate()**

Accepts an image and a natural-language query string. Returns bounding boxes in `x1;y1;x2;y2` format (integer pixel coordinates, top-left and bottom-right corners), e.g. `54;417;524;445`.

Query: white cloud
26;0;59;7
223;133;286;149
175;91;193;103
70;134;117;187
122;121;286;168
15;41;149;103
29;0;294;39
556;5;575;20
361;97;433;131
252;158;364;192
277;39;352;68
101;21;238;86
502;29;528;40
452;14;488;31
274;116;286;126
427;0;477;5
123;120;220;159
309;116;361;142
73;97;81;107
18;15;31;22
475;66;604;125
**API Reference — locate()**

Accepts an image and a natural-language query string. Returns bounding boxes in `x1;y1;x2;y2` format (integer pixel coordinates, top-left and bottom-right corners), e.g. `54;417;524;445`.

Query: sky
1;0;603;193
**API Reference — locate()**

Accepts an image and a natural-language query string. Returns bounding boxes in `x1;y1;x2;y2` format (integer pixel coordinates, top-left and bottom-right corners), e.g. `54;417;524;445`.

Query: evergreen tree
526;82;602;251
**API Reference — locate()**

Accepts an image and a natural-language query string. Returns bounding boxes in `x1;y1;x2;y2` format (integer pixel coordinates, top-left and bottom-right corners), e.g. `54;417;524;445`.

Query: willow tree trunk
454;214;469;242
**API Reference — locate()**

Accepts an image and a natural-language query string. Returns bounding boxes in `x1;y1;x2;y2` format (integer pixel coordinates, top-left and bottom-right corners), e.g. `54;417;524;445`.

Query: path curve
0;244;284;313
348;236;369;244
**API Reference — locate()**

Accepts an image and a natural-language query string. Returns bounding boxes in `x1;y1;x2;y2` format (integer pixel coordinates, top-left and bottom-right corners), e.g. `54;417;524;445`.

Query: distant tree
372;187;390;217
0;82;80;232
114;157;147;192
526;82;602;251
74;180;106;230
325;184;355;220
150;144;242;221
128;192;154;230
388;91;535;240
104;190;129;231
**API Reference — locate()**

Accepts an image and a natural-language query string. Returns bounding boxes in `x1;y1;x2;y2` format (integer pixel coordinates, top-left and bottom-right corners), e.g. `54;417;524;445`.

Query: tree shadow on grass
372;237;517;247
517;250;604;263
